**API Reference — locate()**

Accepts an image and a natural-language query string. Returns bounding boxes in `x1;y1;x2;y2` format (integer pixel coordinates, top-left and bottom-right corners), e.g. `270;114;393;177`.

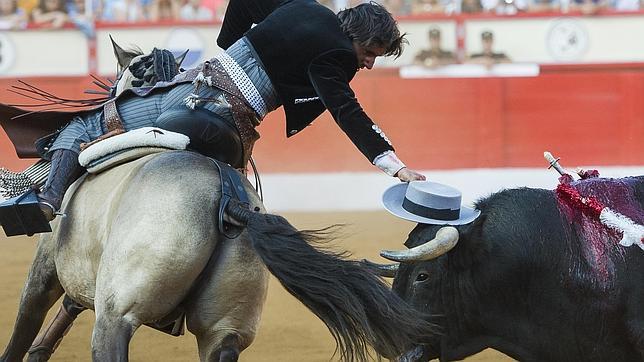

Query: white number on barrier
0;34;16;74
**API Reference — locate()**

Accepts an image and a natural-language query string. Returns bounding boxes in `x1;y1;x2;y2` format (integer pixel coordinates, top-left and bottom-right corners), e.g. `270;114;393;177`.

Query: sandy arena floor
0;211;512;361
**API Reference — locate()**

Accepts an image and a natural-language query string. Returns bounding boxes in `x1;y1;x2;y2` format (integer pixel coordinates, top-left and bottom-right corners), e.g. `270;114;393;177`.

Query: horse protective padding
0;189;51;237
85;147;170;174
78;127;189;171
154;107;244;168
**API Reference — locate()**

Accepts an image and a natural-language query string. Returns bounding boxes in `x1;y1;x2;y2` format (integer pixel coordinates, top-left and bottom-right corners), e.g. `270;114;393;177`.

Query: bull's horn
360;259;399;278
380;226;459;262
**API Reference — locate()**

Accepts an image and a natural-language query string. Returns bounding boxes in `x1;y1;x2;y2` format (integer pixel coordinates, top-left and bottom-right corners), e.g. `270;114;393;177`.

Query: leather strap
80;100;126;151
209;158;250;239
103;99;125;133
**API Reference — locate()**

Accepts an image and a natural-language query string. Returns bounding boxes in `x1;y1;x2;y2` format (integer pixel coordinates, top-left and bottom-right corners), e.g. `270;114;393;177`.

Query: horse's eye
415;273;429;282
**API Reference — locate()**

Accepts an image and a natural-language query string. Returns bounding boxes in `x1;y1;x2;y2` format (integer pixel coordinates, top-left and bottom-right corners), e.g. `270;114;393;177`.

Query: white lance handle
544;151;569;176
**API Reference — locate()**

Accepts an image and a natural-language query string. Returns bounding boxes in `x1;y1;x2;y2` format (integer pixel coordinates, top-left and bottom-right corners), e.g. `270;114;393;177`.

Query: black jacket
217;0;394;162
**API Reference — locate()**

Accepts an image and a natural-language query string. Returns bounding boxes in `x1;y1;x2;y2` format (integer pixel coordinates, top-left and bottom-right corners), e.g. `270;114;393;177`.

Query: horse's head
110;35;188;98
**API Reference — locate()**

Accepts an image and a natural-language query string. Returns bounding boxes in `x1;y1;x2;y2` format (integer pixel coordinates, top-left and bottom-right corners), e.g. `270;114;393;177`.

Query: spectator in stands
383;0;409;14
0;0;27;29
483;0;527;13
527;0;558;12
179;0;213;20
31;0;68;28
414;28;456;67
460;0;483;12
410;0;446;14
467;30;511;67
148;0;179;21
208;0;228;20
571;0;607;13
612;0;639;10
67;0;95;36
101;0;146;22
17;0;37;19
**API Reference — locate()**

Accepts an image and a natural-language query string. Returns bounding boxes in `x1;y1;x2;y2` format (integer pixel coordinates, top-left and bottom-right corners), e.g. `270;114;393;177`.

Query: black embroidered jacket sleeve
308;49;394;162
217;0;283;50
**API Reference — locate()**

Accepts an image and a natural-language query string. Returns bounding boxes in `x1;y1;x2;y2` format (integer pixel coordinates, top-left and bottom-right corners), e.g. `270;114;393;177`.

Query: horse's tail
226;201;437;362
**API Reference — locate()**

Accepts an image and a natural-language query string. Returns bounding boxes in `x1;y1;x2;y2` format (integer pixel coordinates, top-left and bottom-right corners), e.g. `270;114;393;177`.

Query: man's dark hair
337;2;407;59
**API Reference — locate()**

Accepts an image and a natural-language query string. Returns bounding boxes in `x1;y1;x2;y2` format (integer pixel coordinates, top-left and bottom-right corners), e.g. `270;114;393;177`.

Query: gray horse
1;149;436;361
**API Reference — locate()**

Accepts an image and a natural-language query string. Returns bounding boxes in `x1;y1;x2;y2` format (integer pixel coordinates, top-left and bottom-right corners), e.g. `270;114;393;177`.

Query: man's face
353;42;387;71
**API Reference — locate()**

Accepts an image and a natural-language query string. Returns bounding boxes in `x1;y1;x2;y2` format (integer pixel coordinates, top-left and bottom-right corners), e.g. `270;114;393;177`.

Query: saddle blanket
78;127;190;174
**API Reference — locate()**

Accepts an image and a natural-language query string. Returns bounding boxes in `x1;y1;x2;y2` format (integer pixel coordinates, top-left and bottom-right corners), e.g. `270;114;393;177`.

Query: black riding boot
0;150;83;236
37;149;85;221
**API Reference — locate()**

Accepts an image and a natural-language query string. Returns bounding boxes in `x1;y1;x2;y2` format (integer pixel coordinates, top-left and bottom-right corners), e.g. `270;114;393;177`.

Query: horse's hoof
26;348;52;362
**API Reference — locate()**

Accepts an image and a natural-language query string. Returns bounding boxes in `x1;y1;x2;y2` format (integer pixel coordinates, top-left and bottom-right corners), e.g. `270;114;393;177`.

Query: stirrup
0;189;52;237
38;201;57;222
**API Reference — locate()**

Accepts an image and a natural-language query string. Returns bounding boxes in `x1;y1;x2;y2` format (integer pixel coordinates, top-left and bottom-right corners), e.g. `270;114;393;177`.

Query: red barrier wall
1;64;643;173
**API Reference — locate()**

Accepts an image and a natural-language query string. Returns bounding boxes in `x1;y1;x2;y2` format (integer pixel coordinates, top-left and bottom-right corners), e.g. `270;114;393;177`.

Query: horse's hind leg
186;234;269;362
214;335;240;362
91;311;137;362
1;237;63;362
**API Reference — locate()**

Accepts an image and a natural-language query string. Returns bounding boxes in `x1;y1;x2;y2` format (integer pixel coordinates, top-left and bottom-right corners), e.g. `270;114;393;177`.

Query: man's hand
396;168;426;182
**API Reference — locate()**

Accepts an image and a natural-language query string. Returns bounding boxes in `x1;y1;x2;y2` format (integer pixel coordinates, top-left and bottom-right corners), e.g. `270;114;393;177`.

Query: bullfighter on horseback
0;0;425;233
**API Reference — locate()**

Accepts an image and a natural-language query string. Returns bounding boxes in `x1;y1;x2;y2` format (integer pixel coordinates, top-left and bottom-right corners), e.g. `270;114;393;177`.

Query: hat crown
405;181;461;210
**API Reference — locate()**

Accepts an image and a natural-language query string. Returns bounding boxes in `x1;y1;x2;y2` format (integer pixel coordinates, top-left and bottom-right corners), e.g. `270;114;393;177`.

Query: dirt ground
0;211;513;361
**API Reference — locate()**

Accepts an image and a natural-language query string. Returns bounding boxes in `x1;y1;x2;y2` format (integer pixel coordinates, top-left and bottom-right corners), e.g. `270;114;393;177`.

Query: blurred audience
179;0;213;20
410;0;447;14
461;0;483;12
31;0;68;28
467;30;511;67
67;0;95;36
207;0;228;20
101;0;146;21
570;0;608;13
527;0;560;12
0;0;27;29
414;28;457;67
612;0;640;10
148;0;179;21
0;0;640;33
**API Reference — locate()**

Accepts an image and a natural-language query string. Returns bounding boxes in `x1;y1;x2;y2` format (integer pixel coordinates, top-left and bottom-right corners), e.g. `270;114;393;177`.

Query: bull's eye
415;273;429;282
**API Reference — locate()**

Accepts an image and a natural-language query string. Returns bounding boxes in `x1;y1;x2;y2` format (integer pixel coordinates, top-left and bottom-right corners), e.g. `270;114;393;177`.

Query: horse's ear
110;35;134;70
175;49;189;68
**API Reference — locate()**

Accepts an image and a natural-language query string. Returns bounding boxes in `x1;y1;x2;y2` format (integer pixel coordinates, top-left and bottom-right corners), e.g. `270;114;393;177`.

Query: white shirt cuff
373;151;406;177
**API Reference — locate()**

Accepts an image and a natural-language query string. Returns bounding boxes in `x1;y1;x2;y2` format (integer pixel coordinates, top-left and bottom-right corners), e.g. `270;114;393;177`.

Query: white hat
382;181;480;225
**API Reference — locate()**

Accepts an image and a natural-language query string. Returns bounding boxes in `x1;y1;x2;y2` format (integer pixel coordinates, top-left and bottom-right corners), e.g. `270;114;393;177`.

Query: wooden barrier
1;64;643;173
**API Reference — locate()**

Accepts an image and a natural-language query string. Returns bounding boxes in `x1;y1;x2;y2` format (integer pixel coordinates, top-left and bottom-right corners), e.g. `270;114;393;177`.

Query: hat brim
382;183;481;225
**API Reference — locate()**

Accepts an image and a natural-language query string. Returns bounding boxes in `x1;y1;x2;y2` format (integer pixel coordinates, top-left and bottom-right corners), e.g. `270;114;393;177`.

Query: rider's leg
37;149;84;221
27;295;87;361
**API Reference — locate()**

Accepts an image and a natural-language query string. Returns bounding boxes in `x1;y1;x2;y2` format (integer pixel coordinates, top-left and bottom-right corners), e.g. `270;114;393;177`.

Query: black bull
388;176;644;361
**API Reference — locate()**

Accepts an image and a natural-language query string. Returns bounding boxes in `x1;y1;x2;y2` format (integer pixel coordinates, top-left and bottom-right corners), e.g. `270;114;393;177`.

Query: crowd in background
0;0;642;35
0;0;227;34
322;0;643;15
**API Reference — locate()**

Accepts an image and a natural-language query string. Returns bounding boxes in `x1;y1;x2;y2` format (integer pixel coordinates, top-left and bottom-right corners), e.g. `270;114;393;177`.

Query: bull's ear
448;214;489;270
110;35;134;70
